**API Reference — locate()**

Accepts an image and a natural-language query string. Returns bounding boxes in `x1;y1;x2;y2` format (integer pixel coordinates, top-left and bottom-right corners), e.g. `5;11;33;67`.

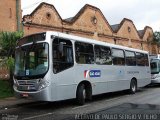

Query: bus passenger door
52;38;75;100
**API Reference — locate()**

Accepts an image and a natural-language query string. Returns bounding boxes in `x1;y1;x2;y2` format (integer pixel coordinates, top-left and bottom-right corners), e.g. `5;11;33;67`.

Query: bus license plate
22;93;29;97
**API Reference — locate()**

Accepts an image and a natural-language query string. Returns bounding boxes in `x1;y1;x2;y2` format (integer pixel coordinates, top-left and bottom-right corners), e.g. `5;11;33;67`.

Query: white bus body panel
51;65;150;101
14;31;151;102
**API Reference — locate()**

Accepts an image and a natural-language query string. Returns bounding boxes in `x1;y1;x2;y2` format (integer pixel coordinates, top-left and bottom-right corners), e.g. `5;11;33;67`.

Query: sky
21;0;160;31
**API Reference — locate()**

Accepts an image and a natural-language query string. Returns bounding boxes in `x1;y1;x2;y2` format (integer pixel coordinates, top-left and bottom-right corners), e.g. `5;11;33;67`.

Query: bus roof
47;31;148;54
150;54;160;59
25;31;148;54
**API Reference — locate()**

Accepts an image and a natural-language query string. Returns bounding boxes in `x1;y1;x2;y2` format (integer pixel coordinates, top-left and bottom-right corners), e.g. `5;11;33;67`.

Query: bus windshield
150;59;160;74
14;43;49;79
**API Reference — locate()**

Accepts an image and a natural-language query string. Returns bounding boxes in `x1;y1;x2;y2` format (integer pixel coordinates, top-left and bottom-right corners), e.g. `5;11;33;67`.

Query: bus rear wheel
76;84;86;105
130;79;137;94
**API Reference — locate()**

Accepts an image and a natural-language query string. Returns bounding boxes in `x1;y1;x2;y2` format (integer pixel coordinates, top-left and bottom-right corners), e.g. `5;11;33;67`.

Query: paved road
1;85;160;120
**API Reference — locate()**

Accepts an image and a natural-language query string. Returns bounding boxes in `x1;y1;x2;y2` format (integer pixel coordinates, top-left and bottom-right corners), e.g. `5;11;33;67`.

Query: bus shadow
17;89;146;111
91;90;135;102
145;83;160;88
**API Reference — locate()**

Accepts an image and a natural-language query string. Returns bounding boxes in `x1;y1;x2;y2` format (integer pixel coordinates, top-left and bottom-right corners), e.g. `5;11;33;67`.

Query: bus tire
76;84;86;105
86;87;92;101
130;79;137;94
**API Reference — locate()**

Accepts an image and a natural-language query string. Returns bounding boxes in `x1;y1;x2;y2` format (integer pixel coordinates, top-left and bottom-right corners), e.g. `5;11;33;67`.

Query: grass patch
0;80;14;99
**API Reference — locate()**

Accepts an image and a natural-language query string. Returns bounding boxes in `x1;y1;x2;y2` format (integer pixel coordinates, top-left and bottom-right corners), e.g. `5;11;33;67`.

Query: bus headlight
38;78;50;90
151;75;158;79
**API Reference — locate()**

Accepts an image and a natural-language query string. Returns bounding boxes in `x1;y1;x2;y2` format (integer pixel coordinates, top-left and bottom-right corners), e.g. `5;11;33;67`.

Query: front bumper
151;78;160;84
13;86;52;101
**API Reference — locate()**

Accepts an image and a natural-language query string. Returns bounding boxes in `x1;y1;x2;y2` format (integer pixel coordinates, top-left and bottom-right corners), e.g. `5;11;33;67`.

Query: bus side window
144;54;149;66
125;51;136;66
112;48;125;65
75;42;94;64
53;38;74;73
136;52;145;66
95;45;112;65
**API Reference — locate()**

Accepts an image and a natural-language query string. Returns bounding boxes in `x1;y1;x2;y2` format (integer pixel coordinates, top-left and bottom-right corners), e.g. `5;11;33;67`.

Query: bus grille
17;80;39;91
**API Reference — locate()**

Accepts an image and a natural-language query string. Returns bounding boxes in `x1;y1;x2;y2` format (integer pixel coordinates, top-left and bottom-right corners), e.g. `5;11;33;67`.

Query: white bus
150;58;160;83
13;31;151;105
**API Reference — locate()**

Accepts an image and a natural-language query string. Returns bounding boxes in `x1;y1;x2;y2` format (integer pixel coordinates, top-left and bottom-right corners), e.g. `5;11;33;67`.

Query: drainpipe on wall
16;0;20;31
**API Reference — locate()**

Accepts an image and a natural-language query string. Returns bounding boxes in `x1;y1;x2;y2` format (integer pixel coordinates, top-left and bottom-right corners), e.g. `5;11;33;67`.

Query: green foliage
6;57;15;71
0;31;23;82
0;57;14;69
0;80;14;99
153;31;160;45
0;31;23;57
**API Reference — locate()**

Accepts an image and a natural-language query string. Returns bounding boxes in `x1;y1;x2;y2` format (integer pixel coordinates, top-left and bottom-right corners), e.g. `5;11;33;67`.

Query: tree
0;31;23;87
153;31;160;45
0;31;23;58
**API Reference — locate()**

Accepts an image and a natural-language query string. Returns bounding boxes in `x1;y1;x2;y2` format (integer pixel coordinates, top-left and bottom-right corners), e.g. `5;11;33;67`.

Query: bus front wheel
76;84;86;105
130;79;137;94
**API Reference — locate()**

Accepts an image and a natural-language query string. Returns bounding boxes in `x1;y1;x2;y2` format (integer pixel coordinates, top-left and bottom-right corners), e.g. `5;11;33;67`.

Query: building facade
0;0;22;32
22;2;158;54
